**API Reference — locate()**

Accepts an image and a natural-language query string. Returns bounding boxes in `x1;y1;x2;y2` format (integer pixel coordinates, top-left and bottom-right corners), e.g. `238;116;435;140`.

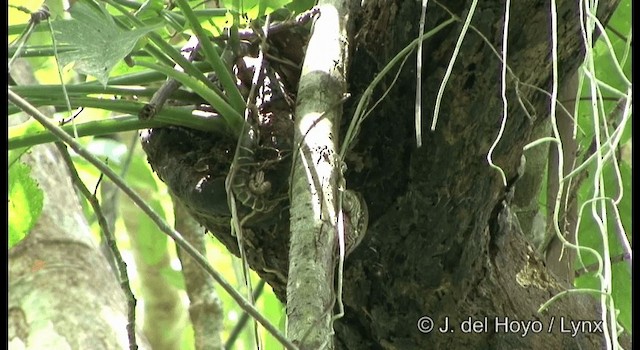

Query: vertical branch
122;199;185;350
174;199;224;350
287;1;349;349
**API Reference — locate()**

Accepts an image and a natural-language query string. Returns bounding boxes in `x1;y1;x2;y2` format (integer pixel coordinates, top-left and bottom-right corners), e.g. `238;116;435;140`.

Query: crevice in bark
332;0;625;348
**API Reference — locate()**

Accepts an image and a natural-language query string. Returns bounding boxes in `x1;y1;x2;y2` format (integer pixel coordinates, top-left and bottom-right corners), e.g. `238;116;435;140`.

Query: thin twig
139;36;202;120
54;142;138;350
604;24;629;46
430;0;478;131
227;14;273;350
8;6;50;70
575;253;630;278
224;279;267;349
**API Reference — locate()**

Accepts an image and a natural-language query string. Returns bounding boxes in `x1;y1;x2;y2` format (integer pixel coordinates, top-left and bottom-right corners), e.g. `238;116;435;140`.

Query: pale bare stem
430;0;478;131
575;252;630;278
547;0;576;288
8;90;297;350
544;71;579;278
47;18;76;138
537;91;609;349
579;1;617;346
340;17;456;160
546;0;618;347
609;96;632;265
588;12;632;87
414;0;429;147
362;54;411;124
618;25;632;67
573;97;632;286
435;0;580;136
561;101;630;182
546;0;570;279
287;1;348;348
486;0;511;188
574;197;618;275
539;288;608;314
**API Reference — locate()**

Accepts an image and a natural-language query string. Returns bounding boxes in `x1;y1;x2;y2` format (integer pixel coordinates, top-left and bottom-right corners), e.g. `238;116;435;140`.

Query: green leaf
134;0;164;21
9;161;44;248
51;0;160;86
575;161;630;267
44;0;66;19
221;0;291;20
286;0;316;15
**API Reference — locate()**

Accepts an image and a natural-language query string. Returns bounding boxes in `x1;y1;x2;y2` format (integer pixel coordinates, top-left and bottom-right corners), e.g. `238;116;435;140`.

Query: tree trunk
9;144;151;350
138;0;630;348
9;60;150;350
333;0;623;348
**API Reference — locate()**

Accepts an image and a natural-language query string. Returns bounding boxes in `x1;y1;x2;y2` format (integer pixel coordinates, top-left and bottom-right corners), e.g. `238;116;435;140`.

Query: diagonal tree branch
174;199;224;350
8;89;296;350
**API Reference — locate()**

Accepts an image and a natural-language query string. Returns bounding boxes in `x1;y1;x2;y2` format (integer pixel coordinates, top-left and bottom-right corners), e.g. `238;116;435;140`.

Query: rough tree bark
8;143;151;350
138;0;630;349
333;0;625;349
9;61;150;350
9;0;629;348
286;1;350;348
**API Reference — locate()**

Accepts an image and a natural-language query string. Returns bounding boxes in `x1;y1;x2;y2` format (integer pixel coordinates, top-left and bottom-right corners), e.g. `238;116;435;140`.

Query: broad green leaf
606;0;631;72
611;161;631;238
9;122;44;167
51;0;160;86
9;161;44;248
